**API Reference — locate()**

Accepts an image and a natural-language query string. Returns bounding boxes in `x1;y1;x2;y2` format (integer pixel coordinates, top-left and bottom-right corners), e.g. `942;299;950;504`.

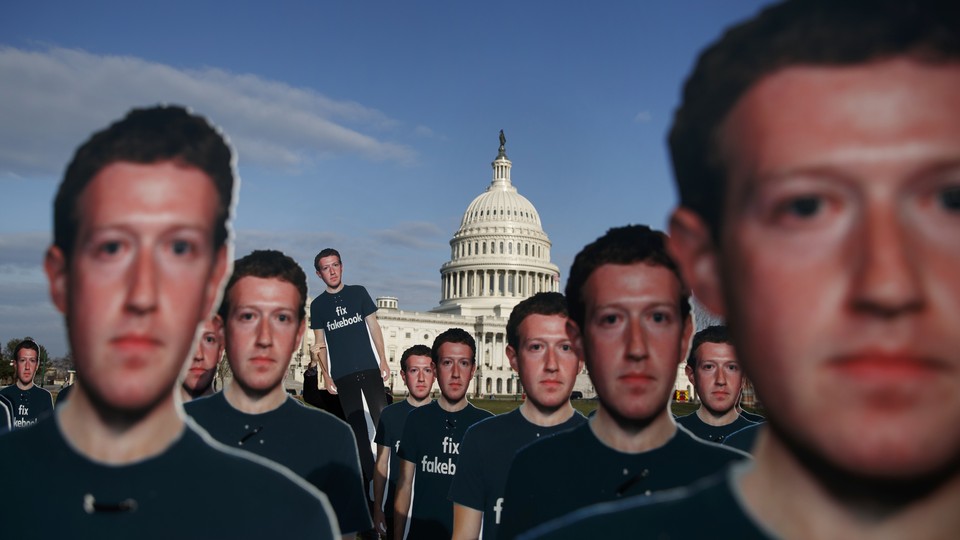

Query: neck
519;399;576;427
224;381;288;414
57;383;184;465
16;380;34;391
696;404;741;426
740;429;960;539
590;404;676;453
406;395;432;407
438;393;468;412
326;283;344;294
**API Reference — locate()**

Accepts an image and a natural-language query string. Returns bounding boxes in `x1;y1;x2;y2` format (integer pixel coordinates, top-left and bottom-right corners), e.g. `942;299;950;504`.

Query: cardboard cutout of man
523;1;960;538
186;250;371;539
0;106;337;538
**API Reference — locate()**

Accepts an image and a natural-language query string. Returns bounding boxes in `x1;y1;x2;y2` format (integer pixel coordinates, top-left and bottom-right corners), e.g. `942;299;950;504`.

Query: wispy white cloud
371;221;446;250
634;110;652;123
0;46;419;178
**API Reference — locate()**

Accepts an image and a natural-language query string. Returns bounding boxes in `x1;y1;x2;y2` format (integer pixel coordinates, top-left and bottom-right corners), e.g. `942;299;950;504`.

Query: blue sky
0;1;772;357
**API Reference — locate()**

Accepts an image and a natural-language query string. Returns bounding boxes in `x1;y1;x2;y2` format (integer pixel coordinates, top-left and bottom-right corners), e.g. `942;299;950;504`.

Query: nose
256;319;272;347
716;367;727;386
126;247;158;315
192;344;204;362
544;347;559;373
850;202;923;318
626;318;649;361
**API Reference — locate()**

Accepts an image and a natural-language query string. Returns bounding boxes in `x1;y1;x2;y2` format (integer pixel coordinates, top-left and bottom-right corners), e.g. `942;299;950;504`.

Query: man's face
570;263;690;424
681;59;960;479
223;276;305;395
436;341;476;403
316;255;342;289
508;314;583;412
402;354;435;400
45;161;226;413
15;348;38;386
183;316;223;396
686;342;742;416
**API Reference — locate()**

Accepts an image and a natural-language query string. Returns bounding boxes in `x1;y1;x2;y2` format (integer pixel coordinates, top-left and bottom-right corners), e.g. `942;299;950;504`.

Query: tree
0;340;11;384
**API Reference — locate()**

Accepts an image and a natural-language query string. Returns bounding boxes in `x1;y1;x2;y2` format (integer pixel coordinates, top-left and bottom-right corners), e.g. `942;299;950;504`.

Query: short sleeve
360;286;377;318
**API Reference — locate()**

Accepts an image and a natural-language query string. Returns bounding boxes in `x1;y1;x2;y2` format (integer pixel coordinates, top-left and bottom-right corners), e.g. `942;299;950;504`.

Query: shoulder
674;425;751;462
466;409;513;434
284;397;352;433
183;392;227;419
514;422;588;463
522;465;771;540
344;284;369;296
381;400;413;420
463;403;495;421
675;412;700;426
183;425;339;535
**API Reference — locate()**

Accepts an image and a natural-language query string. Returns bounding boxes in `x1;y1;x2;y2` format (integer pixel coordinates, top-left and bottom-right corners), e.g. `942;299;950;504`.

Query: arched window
486;378;492;394
497;379;503;394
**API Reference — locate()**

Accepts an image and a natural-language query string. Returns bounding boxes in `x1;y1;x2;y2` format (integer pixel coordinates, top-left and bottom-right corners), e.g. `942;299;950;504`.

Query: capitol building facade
292;135;597;398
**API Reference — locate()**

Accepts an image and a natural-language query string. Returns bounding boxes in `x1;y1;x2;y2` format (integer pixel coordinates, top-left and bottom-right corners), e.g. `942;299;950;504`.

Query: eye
95;240;123;258
597;312;621;327
939;186;960;212
203;334;216;344
528;343;543;352
780;196;822;218
278;313;291;323
239;312;255;321
560;344;572;352
650;311;671;324
171;239;194;256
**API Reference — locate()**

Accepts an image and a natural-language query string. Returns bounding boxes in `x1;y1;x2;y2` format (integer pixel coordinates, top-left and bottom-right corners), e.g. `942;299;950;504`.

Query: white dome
433;134;560;316
460;176;543;229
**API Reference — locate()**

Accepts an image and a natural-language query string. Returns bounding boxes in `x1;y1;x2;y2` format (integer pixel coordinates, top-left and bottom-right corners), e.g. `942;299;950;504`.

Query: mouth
618;373;654;383
111;334;162;352
829;352;945;381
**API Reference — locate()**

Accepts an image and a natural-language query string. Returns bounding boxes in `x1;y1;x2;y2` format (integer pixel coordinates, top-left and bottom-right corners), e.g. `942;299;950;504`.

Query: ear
668;207;725;317
203;246;230;320
44;246;68;315
506;345;519;373
685;364;695;386
296;316;307;351
566;319;585;367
